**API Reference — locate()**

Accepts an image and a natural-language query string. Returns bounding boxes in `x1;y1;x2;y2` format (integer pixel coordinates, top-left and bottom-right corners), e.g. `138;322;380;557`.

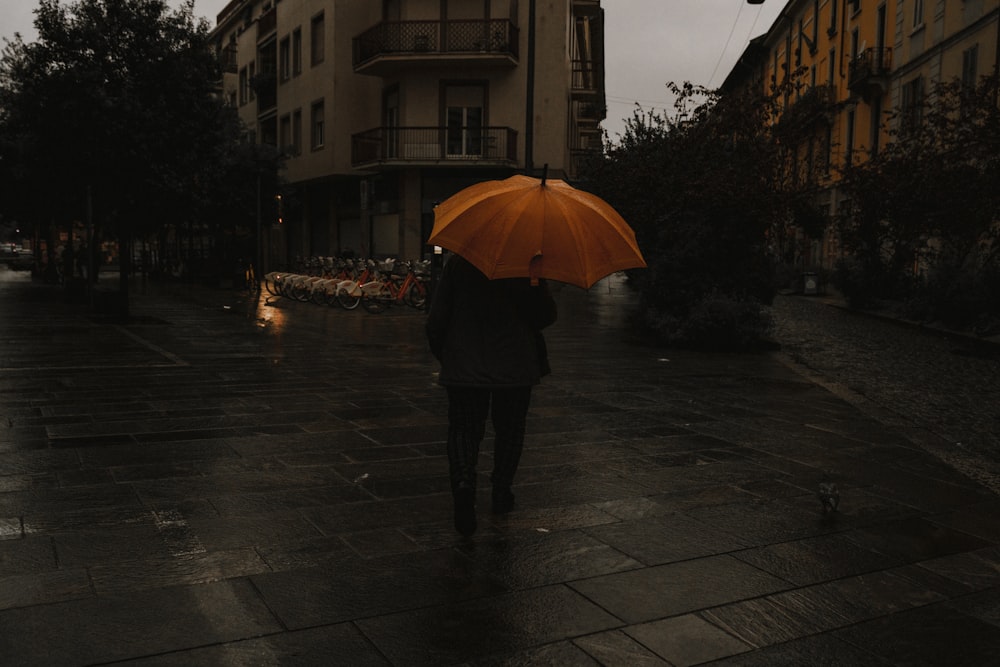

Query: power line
606;95;672;107
739;3;766;55
708;1;745;87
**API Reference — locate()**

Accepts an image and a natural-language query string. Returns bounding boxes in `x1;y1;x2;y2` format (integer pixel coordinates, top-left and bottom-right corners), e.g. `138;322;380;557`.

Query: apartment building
723;0;999;270
210;0;606;269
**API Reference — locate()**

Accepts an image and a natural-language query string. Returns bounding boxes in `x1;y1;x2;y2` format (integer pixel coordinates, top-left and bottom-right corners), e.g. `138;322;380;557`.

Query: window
279;36;290;81
829;0;838;32
901;76;924;127
444;85;485;157
279;114;291;152
292;28;302;75
812;0;819;44
845;109;855;166
828;48;836;84
962;45;979;91
248;61;256;100
292;109;302;155
310;13;324;66
384;88;400;159
239;67;249;105
913;0;924;27
311;100;325;149
796;20;803;66
823;125;832;174
447;106;483;156
870;97;882;157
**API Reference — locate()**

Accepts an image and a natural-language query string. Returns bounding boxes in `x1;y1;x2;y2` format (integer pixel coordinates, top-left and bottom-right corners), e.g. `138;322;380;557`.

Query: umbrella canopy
428;174;645;289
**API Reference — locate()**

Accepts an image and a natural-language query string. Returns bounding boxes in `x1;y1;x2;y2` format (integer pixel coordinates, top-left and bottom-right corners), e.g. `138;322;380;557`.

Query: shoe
492;486;515;514
453;486;477;536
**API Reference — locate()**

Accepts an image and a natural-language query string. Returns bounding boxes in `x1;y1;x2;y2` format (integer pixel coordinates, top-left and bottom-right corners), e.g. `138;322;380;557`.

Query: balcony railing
258;6;276;39
353;19;518;70
250;72;277;114
352;126;518;168
572;59;603;97
776;84;838;134
848;47;892;98
574;101;606;123
220;44;238;74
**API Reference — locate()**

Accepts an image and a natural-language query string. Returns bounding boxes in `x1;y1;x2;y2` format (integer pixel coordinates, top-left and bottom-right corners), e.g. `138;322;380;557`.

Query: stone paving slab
0;267;998;665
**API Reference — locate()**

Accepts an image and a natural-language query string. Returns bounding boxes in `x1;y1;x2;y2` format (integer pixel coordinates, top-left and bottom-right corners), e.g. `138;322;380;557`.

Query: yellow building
210;0;606;269
724;0;999;270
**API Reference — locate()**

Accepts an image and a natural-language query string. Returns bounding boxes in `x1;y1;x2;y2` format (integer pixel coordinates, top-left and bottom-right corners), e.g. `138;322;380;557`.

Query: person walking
426;253;557;536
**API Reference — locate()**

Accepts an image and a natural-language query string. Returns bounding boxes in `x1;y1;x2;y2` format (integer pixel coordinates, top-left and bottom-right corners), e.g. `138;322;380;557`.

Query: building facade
724;0;999;270
210;0;606;270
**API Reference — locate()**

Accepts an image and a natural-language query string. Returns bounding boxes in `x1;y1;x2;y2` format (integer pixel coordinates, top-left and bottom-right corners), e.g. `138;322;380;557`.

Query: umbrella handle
529;252;543;286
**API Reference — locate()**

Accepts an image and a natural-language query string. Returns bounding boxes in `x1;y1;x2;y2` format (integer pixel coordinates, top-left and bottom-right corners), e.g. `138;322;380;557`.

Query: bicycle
263;271;285;297
360;259;430;313
335;258;377;310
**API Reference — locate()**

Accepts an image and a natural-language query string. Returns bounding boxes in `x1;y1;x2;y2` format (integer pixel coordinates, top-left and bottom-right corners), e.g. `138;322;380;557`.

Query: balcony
778;84;837;130
574;101;606;124
352;126;518;169
219;43;238;74
572;59;604;99
573;0;603;17
848;47;892;101
252;72;277;115
353;20;518;75
257;6;276;40
569;132;603;178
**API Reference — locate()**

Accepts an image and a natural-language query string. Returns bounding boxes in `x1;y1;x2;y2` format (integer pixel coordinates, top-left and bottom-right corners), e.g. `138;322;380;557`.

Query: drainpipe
525;0;536;176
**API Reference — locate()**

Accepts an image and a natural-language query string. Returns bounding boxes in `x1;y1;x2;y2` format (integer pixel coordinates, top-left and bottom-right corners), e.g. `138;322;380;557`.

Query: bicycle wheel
404;281;427;309
361;288;388;314
337;286;361;310
309;282;329;305
322;285;341;307
264;274;282;296
289;280;311;302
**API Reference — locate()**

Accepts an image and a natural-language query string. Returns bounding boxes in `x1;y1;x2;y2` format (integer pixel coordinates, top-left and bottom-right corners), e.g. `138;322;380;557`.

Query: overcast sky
1;0;786;140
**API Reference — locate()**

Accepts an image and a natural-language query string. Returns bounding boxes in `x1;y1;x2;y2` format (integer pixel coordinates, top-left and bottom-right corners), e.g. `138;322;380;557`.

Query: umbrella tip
541;164;548;187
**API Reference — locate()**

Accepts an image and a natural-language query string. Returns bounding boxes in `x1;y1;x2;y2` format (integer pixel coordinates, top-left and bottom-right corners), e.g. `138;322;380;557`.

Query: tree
835;73;1000;329
583;80;820;349
0;0;250;311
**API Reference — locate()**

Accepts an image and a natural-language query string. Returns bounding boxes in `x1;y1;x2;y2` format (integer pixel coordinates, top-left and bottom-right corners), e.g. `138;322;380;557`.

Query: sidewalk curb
787;292;1000;354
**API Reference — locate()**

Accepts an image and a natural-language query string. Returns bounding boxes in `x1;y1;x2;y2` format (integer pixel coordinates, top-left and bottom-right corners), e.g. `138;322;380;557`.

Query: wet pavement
1;265;999;666
771;295;1000;495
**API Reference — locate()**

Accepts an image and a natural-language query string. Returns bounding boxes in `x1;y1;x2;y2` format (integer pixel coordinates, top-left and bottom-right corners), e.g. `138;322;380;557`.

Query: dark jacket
426;255;557;387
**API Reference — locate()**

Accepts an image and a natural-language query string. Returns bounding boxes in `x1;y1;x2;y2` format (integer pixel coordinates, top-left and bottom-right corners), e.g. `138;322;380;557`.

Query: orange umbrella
428;173;646;289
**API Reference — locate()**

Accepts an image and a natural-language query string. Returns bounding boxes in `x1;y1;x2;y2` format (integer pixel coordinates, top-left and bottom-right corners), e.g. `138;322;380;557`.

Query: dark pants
446;386;532;493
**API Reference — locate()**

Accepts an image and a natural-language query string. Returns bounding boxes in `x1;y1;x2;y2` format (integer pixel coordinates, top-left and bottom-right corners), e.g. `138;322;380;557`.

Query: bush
831;257;885;308
643;291;774;351
918;260;1000;331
